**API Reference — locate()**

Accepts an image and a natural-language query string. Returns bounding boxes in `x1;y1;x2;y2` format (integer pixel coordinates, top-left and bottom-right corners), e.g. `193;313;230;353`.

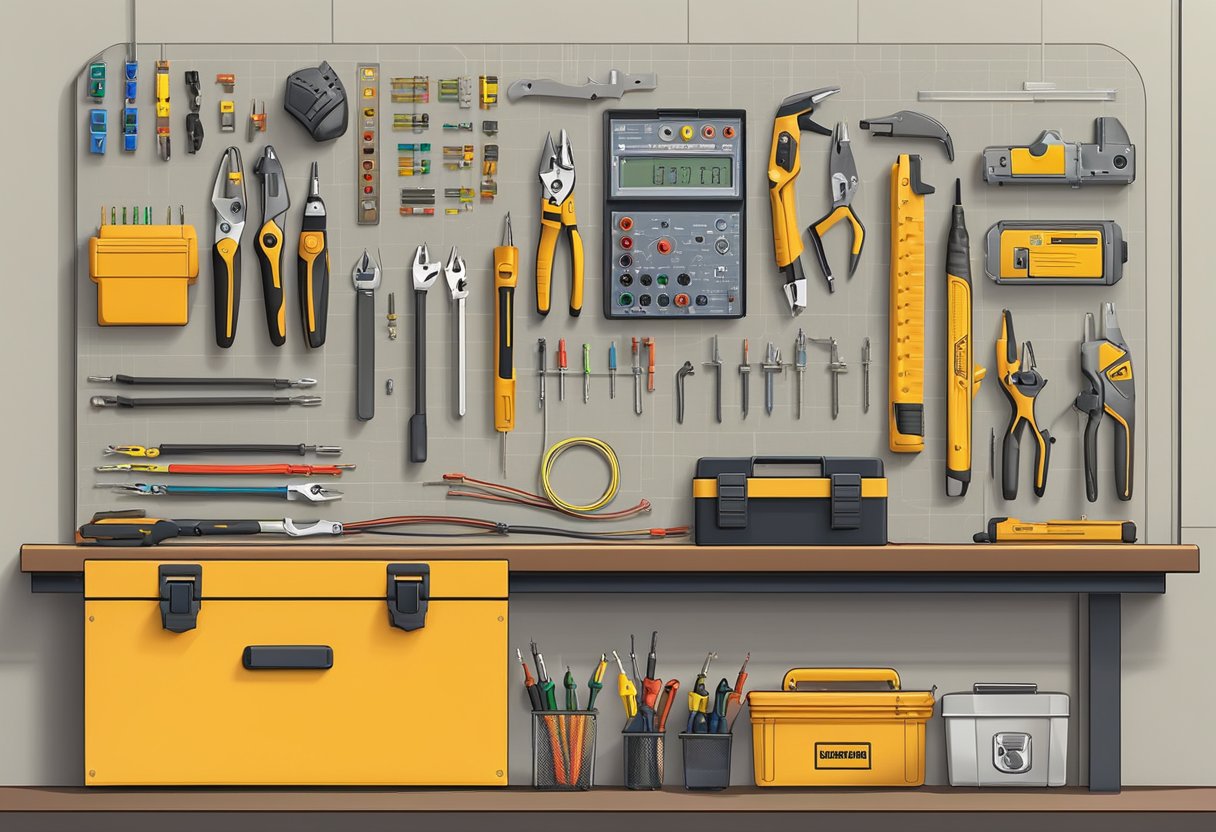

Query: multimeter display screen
619;156;733;189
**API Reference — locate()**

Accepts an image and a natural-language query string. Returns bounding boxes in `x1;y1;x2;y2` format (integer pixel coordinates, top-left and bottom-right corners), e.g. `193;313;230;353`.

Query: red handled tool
94;462;354;476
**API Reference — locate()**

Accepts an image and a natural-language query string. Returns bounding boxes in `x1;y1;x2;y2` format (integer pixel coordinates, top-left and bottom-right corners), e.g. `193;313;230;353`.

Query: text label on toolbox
814;742;873;770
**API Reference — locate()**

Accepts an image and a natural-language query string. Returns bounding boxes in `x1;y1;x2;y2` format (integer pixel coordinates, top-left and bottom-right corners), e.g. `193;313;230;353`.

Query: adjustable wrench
445;247;469;418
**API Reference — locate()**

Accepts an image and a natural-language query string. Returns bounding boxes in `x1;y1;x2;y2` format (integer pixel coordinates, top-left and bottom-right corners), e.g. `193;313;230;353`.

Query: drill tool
889;154;933;453
297;161;330;348
810;336;847;419
631;338;643;415
517;648;544;711
708;678;732;734
739;339;751;419
253;145;289;346
946;180;985;497
586;654;608;711
794;329;807;418
352;249;381;422
493;216;518;476
582;344;591;404
996;310;1054;500
609;342;618;399
409;244;442;463
536;129;584;316
767;86;839;313
861;337;872;413
687;652;717;734
676;361;695;424
445;247;469;418
982;117;1135;186
704;335;723;423
975;517;1136;544
762;343;783;416
806;121;865;293
557;338;568;401
1076;303;1135;502
859;110;955;161
210;147;246;348
101;482;343;502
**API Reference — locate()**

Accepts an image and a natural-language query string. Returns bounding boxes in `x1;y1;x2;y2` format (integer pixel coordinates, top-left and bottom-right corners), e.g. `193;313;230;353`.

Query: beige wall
0;0;1206;786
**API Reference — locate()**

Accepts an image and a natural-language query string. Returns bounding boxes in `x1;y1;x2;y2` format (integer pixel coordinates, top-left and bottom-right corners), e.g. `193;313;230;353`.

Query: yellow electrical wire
539;436;621;514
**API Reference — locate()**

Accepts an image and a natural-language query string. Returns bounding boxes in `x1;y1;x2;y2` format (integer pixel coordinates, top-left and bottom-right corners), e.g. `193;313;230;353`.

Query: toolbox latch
830;473;862;530
158;564;202;633
386;563;430;632
716;473;748;529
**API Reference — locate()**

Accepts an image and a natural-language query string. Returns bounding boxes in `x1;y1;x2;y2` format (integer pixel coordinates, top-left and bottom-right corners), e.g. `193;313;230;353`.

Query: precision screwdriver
557;338;568;401
493;214;518;477
537;338;547;410
297;161;330;348
631;337;642;415
532;640;557;710
608;342;617;399
586;654;608;711
582;343;591;404
517;648;543;711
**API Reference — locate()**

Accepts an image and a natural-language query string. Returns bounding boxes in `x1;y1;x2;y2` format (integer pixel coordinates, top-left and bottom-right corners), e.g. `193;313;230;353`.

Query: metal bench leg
1088;593;1121;793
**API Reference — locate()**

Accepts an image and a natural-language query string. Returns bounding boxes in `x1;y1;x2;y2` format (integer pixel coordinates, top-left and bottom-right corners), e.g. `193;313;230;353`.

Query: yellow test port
680;125;694;141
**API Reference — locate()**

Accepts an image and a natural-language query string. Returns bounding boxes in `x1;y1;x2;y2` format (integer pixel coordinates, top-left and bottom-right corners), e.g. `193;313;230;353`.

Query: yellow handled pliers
536;130;584;317
807;121;865;293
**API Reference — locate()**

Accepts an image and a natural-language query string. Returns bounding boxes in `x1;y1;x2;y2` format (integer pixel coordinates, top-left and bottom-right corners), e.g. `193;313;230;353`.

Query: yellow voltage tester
767;87;839;313
297;161;330;348
945;180;984;496
985;220;1126;285
493;214;518;475
889;154;933;453
974;517;1136;544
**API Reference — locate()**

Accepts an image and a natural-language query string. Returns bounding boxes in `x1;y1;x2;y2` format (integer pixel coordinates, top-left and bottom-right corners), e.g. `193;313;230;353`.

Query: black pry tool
859;110;955;161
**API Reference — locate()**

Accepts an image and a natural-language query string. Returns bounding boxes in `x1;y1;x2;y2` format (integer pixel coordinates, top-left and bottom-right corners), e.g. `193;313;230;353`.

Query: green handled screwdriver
586;653;607;710
531;639;557;710
564;666;578;710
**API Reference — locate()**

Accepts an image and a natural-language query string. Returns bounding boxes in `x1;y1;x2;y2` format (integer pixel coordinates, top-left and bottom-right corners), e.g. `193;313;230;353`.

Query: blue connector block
89;108;107;154
122;106;137;152
124;61;138;102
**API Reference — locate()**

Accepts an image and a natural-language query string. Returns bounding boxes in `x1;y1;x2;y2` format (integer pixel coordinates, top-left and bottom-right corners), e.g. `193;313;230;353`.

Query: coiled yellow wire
539;436;621;514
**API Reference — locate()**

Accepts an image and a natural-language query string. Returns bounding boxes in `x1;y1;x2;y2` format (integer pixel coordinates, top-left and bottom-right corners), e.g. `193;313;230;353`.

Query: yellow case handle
781;667;901;691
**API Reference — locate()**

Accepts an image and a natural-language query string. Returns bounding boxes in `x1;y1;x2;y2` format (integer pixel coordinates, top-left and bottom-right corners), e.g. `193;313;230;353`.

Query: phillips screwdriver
608;342;617;399
532;640;557;710
586;653;608;711
537;338;547;410
297;161;330;348
557;338;568;401
517;648;544;711
493;215;518;477
582;343;591;404
612;649;638;720
656;679;679;732
687;652;716;734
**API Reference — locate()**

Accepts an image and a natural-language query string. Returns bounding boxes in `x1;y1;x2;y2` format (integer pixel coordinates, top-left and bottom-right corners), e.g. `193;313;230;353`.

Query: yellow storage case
83;559;508;786
88;223;199;325
749;667;935;787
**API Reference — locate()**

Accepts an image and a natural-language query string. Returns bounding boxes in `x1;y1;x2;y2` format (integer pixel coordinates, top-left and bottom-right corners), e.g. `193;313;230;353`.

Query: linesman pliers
1075;303;1135;502
211;147;246;348
996;309;1055;500
536;130;584;316
100;483;343;502
806;122;864;293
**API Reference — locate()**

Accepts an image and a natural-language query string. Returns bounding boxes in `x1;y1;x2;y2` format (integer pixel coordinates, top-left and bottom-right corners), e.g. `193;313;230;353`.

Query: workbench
21;541;1199;794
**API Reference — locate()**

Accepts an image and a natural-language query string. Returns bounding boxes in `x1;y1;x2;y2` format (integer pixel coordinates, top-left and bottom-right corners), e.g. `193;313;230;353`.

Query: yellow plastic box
83;559;507;786
748;667;935;787
88;224;199;325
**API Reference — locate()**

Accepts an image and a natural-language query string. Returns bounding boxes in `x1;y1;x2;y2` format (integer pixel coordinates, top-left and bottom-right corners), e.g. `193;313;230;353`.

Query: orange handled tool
493;214;518;475
656;679;679;732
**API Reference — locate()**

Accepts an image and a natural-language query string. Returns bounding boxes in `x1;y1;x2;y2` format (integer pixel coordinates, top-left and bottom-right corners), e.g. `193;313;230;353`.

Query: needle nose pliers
536;129;584;317
806;121;865;293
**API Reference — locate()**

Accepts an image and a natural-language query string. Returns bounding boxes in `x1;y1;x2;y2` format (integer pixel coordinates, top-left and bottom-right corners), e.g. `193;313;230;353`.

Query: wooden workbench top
19;542;1201;574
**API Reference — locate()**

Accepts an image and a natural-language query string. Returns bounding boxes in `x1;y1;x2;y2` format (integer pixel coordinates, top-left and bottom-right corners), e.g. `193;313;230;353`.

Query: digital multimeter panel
604;110;746;319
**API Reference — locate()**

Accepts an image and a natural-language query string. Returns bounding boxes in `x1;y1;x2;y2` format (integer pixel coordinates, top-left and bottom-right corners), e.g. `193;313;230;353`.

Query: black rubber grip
894;403;924;436
242;645;333;670
1113;420;1133;502
158;444;312;456
212;244;241;348
256;225;287;347
1083;412;1101;502
1003;420;1022;501
185;519;263;536
355;289;375;421
298;235;329;349
497;286;513;379
409;290;428;463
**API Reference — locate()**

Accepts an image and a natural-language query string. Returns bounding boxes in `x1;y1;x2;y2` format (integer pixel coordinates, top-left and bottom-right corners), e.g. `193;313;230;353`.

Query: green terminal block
88;61;106;100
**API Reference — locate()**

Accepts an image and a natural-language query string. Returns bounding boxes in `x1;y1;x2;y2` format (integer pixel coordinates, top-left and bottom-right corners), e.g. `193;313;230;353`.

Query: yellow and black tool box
89;223;200;325
749;667;935;787
83;559;507;786
692;456;887;545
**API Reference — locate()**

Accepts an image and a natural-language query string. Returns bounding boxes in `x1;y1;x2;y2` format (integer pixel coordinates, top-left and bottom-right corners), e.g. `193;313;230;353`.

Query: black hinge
386;563;430;632
716;472;748;529
158;564;202;633
830;473;862;530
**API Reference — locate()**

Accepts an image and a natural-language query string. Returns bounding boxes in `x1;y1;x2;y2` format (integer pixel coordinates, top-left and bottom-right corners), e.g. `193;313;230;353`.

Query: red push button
656;239;672;255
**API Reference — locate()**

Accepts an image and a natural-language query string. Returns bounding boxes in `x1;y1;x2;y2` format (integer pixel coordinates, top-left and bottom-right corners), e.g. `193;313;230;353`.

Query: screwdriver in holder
532;640;557;710
586;653;607;711
612;649;638;721
708;678;732;733
557;339;568;401
517;648;544;711
687;652;716;734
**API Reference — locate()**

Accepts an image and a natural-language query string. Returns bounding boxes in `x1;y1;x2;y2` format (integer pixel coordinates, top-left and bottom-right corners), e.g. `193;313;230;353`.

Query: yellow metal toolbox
83;559;507;786
748;667;935;787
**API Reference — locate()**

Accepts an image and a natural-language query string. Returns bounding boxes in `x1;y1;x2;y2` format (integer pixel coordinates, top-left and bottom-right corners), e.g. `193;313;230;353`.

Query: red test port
674;293;691;307
722;125;736;139
702;125;715;139
619;216;634;231
620;236;634;250
656;239;672;255
363;132;374;142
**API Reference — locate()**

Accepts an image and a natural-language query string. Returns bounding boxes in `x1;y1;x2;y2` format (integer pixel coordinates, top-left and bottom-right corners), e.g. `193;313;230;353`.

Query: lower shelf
1;786;1213;813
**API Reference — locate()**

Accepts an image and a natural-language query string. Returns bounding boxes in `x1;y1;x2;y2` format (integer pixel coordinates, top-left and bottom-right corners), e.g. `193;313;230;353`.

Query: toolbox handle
751;456;826;474
782;667;901;691
242;645;333;670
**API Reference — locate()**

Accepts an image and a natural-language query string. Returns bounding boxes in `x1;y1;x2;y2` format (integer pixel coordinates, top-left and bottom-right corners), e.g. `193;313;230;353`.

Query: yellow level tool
889;154;933;453
946;180;985;496
974;517;1136;544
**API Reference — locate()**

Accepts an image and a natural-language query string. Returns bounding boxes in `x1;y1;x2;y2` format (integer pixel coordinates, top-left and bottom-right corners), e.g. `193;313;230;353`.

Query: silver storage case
941;683;1069;787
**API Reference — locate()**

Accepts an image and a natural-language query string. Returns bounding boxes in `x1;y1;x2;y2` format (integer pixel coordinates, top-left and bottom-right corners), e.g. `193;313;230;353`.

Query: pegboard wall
75;42;1161;542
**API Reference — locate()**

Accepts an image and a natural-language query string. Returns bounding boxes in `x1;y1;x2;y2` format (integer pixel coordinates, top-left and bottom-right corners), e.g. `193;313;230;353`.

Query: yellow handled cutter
536;130;583;317
996;310;1054;499
211;147;245;348
253;145;290;346
946;180;985;496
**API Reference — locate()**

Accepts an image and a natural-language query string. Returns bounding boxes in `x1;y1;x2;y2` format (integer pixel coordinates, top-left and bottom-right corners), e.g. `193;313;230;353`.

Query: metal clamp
386;563;430;631
158;564;202;633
